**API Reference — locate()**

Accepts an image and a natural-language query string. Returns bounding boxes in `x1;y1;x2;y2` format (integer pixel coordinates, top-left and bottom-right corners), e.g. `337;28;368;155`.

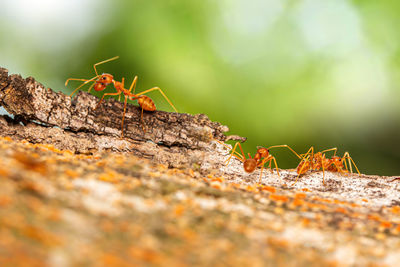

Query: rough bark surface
0;67;242;170
0;67;229;148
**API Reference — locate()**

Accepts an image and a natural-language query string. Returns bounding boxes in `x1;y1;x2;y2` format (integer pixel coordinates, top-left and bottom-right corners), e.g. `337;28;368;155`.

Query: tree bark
0;67;244;170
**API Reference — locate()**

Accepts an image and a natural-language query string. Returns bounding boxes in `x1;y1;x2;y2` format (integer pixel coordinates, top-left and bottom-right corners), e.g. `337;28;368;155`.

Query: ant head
99;73;114;84
256;146;269;158
331;156;342;164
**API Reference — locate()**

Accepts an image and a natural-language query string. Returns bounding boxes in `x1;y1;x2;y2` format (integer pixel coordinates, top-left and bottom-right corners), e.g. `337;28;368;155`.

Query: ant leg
321;147;338;157
95;92;122;110
271;157;280;176
303;146;314;160
66;75;99;97
213;139;243;159
120;95;129;137
293;154;312;186
65;77;95;86
321;163;326;185
136;87;178;113
139;107;147;133
342;152;361;175
128;76;138;94
258;162;266;184
93;56;119;76
298;146;314;164
226;142;245;166
260;157;282;184
258;158;269;184
267;144;302;159
117;77;127;102
341;152;351;173
87;82;98;94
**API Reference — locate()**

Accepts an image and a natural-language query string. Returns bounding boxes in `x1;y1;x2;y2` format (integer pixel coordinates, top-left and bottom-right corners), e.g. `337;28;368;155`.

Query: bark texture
0;67;243;170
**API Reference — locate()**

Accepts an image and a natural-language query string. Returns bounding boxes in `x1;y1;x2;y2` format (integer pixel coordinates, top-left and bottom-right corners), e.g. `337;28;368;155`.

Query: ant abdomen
137;95;156;112
244;159;257;173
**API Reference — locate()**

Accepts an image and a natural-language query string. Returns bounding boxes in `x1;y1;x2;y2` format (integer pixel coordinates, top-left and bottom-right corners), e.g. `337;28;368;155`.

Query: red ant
65;57;178;136
225;142;301;184
295;147;360;185
96;75;177;135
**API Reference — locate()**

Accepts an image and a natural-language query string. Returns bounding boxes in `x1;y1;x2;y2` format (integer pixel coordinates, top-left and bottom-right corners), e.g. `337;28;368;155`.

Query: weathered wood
0;67;231;149
0;67;247;172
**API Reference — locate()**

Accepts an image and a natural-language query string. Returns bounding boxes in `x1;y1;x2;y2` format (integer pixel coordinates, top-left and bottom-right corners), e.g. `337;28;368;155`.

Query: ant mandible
65;57;178;136
225;142;301;184
295;147;360;185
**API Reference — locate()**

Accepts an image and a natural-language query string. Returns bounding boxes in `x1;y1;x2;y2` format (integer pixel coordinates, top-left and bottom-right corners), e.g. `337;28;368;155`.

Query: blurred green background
0;0;399;175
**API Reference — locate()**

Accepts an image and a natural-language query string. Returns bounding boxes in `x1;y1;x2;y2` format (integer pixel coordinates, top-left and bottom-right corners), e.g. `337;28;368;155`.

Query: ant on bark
225;142;301;184
65;57;178;136
295;147;360;185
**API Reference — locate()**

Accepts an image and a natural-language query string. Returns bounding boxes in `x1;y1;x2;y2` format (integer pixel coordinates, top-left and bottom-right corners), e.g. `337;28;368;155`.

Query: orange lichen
260;185;276;193
269;194;289;202
46;209;61;222
157;164;168;171
2;136;13;142
301;188;310;192
98;171;122;183
333;199;347;205
64;169;79;179
390;206;400;214
306;202;329;211
0;167;10;177
338;221;354;230
302;218;310;227
367;214;382;222
210;181;222;190
294;193;307;199
19;180;47;195
266;237;289;249
211;176;225;183
311;197;333;204
292;198;305;207
350;212;362;219
101;253;131;267
148;171;161;178
129;246;163;265
21;226;62;247
245;184;258;193
96;160;107;167
0;196;12;207
12;152;47;175
174;204;185;216
188;169;195;177
380;221;392;229
182;228;198;242
335;207;347;214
